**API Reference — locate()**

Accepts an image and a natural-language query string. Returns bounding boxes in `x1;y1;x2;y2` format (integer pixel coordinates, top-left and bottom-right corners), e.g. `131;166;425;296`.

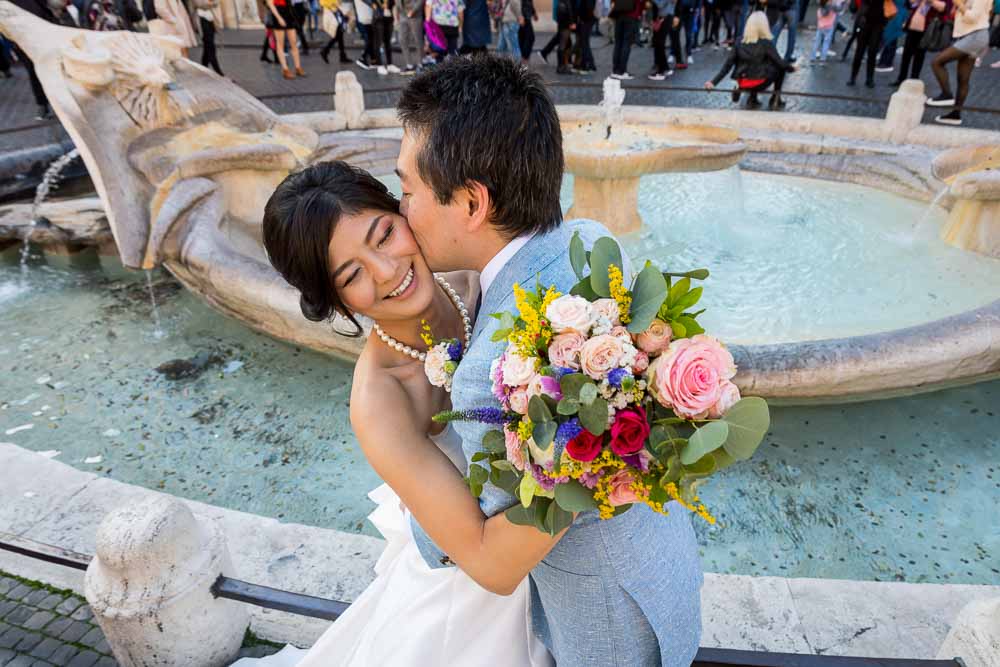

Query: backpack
487;0;508;20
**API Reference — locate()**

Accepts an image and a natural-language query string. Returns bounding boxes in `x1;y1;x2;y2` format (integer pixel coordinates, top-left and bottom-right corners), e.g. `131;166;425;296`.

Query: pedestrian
355;0;377;67
460;0;491;53
927;0;991;124
373;0;399;73
149;0;198;57
678;0;700;62
610;0;643;77
540;0;576;72
812;0;841;60
291;0;311;55
573;0;596;70
319;0;353;63
9;0;56;119
705;9;796;108
650;0;681;77
492;0;524;59
767;0;798;60
196;0;225;75
846;0;890;86
427;0;464;60
265;0;306;78
890;0;948;84
395;0;424;71
517;0;538;64
874;0;908;71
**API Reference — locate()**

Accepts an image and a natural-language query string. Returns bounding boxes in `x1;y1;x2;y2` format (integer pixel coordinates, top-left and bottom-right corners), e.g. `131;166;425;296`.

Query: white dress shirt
479;234;534;299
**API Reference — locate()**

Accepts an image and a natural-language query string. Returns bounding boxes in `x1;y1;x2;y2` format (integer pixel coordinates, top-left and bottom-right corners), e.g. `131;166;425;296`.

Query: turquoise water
1;250;997;585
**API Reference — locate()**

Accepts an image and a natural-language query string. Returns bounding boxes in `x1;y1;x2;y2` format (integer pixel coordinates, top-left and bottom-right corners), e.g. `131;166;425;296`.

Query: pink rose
631;350;650;374
606;470;639;507
649;334;737;420
545;295;595;334
579;334;625;380
609;326;632;344
707;380;741;419
502;348;537;387
592;298;621;326
609;406;650;457
526;374;563;402
504;426;526;471
548;332;586;371
635;319;673;356
508;387;529;415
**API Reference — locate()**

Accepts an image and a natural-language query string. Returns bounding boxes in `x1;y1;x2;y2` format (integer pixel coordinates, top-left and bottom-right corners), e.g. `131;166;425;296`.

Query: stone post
335;71;365;129
84;495;250;667
884;79;926;144
937;597;1000;667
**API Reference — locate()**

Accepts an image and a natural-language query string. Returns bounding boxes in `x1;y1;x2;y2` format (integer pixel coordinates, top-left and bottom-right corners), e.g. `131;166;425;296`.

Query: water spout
599;77;626;141
20;148;81;275
145;270;166;339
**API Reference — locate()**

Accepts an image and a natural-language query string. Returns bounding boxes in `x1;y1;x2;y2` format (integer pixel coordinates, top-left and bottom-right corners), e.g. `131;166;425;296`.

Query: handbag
883;0;897;19
920;16;953;51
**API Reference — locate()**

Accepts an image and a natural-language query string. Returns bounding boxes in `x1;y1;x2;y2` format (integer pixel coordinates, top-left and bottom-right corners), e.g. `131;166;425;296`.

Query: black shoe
865;79;874;88
926;92;956;107
320;49;330;64
556;65;572;74
540;50;550;64
731;88;741;103
260;54;272;63
934;109;962;125
747;93;761;109
768;94;786;110
340;54;351;63
35;106;53;121
846;78;856;86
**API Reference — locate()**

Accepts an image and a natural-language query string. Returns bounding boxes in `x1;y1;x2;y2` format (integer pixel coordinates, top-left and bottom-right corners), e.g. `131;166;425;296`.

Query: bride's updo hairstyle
262;160;401;335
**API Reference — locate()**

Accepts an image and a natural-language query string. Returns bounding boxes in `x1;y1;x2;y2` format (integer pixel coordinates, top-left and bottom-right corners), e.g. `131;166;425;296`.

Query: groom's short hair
397;55;563;239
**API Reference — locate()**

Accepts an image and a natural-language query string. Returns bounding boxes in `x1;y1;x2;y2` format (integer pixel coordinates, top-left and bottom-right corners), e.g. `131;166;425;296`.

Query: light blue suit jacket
412;220;704;667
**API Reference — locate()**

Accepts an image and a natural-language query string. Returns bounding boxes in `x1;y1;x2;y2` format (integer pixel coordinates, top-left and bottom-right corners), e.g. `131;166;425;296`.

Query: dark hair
396;54;563;240
262;161;400;333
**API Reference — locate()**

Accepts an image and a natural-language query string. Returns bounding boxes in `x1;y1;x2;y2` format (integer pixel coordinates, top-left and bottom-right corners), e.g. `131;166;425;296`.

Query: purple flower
620;449;655;472
531;464;557;492
607;367;631;389
433;407;509;425
579;470;603;489
555;418;583;446
552;367;577;379
447;340;463;362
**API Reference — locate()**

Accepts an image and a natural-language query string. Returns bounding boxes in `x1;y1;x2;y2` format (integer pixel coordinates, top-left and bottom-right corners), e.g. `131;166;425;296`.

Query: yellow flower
509;283;559;357
608;265;632;324
517;418;534;442
419;319;434;348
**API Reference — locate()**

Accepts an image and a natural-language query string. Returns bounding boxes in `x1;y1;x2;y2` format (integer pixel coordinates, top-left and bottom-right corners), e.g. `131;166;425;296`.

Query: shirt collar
479;233;534;299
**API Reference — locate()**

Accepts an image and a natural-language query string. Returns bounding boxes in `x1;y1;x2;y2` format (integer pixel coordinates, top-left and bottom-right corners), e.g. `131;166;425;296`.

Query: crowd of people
2;0;999;122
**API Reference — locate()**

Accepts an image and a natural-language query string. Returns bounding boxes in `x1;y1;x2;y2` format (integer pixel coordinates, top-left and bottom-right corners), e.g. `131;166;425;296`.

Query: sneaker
619;72;634;80
874;65;893;72
386;64;401;74
355;58;373;70
687;55;694;64
377;65;388;75
926;93;956;106
648;72;667;81
320;49;330;64
934;110;962;126
992;60;1000;69
609;71;623;79
826;49;837;57
35;106;53;121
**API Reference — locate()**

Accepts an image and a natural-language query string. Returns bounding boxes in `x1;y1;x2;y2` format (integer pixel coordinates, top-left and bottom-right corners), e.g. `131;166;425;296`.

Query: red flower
566;430;603;462
609;407;650;457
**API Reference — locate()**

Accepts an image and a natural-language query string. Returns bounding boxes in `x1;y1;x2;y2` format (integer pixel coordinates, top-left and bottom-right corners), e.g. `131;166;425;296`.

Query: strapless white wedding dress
232;425;553;667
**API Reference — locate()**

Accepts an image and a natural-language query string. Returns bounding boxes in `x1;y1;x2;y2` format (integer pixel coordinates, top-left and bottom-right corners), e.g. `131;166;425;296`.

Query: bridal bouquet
434;233;770;535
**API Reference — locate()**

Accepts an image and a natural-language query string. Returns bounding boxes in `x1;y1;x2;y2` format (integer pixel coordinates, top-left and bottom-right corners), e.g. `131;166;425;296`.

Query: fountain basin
562;121;747;233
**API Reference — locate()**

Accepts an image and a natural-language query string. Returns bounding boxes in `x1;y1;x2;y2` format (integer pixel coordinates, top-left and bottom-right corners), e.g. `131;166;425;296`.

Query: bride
234;160;563;666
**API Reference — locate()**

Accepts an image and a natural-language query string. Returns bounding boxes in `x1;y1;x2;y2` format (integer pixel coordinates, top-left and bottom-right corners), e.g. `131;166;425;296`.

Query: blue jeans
812;26;834;60
770;2;798;60
496;21;520;57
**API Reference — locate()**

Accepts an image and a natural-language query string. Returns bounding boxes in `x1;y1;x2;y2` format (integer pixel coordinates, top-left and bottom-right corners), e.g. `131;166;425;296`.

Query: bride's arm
351;378;569;596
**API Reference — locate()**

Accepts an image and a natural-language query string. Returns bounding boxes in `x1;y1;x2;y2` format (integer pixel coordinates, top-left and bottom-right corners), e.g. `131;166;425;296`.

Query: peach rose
609;325;632;344
707;380;741;419
504;426;526;471
502;347;537;387
545;295;595;334
631;350;650;374
579;334;625;380
548;332;587;370
635;319;673;356
591;298;621;326
606;469;639;507
649;334;736;420
508;387;529;415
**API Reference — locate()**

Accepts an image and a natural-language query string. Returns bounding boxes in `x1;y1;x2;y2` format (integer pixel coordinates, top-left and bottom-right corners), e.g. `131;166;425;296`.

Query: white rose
545;295;595;334
424;346;451;388
502;347;537;387
592;298;621;326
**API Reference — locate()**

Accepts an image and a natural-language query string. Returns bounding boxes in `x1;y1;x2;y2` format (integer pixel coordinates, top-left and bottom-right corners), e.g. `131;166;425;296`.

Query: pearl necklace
373;274;472;362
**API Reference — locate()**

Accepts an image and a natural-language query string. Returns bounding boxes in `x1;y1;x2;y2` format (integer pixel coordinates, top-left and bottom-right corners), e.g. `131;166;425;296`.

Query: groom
395;55;703;666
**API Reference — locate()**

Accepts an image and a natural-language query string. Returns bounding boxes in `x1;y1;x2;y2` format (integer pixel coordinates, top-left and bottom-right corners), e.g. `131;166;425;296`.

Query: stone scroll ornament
0;1;398;357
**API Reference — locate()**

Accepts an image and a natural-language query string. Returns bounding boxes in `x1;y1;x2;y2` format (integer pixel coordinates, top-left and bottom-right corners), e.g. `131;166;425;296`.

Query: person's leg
581;19;595;68
864;24;882;83
849;22;869;82
911;43;926;78
954;52;974;109
540;31;560;58
398;16;414;67
11;44;49;114
287;27;304;70
612;17;626;72
821;27;835;60
877;36;896;68
295;5;310;53
783;4;797;59
930;46;961;98
519;20;534;61
382;16;394;65
652;16;667;72
275;30;290;71
812;25;823;58
621;17;637;70
842;17;858;60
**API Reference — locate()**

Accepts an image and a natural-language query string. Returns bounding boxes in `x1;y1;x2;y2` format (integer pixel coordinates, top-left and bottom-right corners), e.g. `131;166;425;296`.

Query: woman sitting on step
703;11;796;109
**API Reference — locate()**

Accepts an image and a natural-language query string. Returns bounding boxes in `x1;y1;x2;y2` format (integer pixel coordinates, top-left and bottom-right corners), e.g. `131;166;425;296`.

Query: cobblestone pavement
2;20;999;153
0;573;116;667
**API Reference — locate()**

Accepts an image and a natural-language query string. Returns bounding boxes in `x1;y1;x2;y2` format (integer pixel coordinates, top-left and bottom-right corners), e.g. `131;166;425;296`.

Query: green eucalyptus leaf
654;417;687;426
680;421;729;465
588;237;623;298
528;395;553;423
548;502;574;536
578;396;609;436
556;398;580;415
560;373;589;399
721;397;771;461
491;328;512;342
482;430;507;454
627;262;669;333
711;448;736;470
661;455;684;485
666;277;690;307
491;459;515;471
519;473;538;508
532;420;557;448
570;276;599;300
471;451;489;462
534;498;552;533
664;268;710;281
579;383;599;406
569;231;587;280
554;479;599;512
683;452;717;477
505;504;536;526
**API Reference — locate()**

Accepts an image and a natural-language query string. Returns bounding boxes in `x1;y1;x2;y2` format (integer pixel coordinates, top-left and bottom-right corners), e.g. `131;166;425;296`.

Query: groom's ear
462;181;493;233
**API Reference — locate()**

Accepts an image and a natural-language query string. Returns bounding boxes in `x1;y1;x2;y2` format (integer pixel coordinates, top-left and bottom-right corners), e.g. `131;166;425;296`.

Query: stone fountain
563;78;747;233
933;145;1000;259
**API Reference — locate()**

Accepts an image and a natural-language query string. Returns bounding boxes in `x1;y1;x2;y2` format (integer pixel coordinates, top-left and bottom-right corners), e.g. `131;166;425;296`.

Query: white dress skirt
232;426;553;667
